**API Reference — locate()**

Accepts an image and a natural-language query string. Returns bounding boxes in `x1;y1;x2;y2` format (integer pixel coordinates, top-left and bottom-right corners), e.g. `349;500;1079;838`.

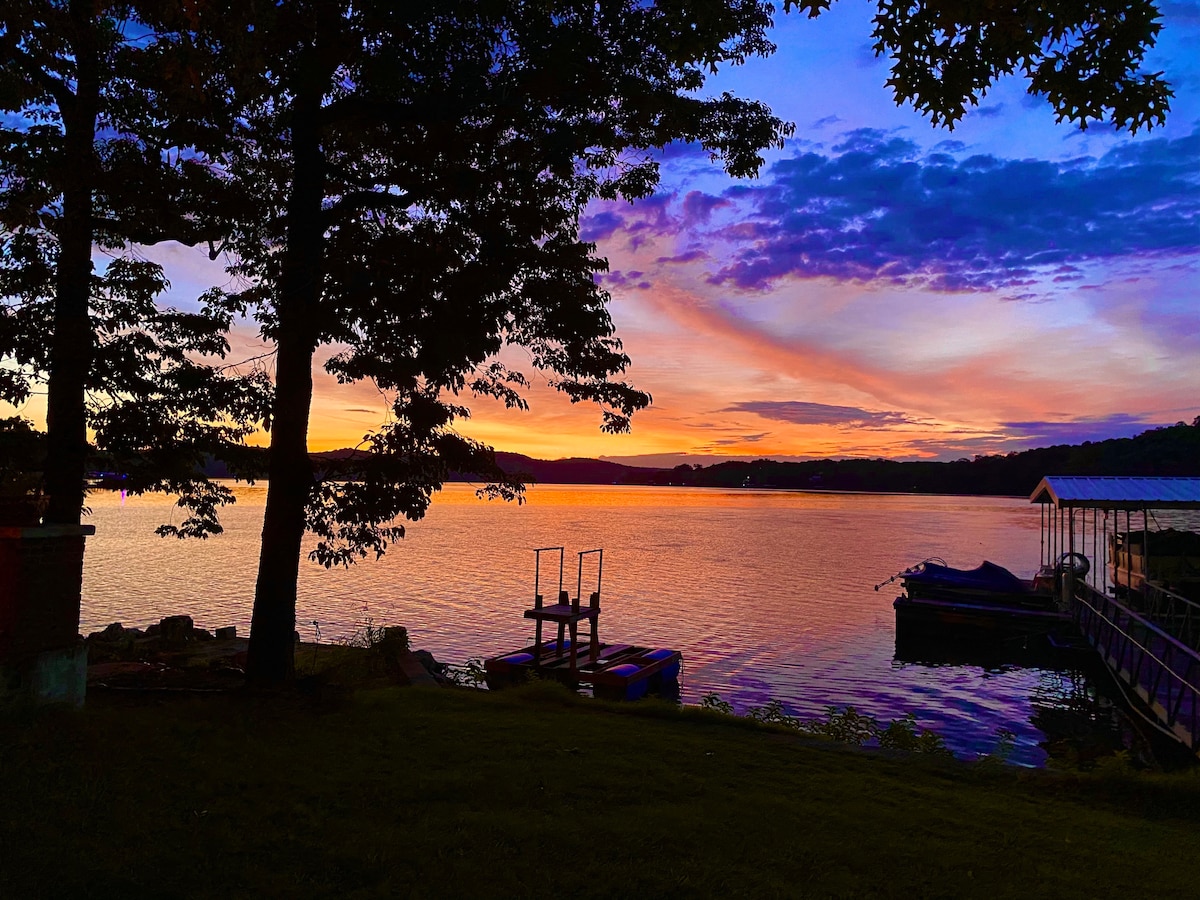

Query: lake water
80;483;1133;766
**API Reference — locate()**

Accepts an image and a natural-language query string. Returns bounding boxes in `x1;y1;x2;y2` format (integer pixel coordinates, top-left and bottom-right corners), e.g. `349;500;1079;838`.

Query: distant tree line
617;420;1200;495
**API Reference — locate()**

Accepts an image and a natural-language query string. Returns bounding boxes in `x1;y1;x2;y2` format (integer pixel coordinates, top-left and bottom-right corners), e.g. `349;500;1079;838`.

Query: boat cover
903;560;1028;593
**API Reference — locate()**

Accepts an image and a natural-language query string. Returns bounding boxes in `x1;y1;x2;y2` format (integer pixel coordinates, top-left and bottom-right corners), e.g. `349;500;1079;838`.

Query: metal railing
1073;583;1200;752
1139;582;1200;653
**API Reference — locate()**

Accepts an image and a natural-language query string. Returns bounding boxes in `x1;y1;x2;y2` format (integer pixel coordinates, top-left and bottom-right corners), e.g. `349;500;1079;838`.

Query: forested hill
491;452;637;485
183;419;1200;496
194;449;641;484
614;420;1200;496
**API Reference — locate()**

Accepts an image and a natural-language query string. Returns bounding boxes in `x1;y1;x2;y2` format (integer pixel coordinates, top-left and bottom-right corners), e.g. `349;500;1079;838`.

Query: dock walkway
1073;583;1200;752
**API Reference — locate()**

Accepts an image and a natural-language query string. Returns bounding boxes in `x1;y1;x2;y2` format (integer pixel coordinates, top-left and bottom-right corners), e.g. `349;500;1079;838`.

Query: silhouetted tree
0;3;271;530
176;1;791;684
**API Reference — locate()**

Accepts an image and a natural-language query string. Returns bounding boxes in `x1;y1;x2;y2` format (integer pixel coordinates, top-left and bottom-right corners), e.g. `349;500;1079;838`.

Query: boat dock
484;547;682;701
1031;476;1200;754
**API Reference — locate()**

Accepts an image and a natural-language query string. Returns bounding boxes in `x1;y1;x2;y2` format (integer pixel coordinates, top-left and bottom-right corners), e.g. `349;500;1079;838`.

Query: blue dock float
485;639;683;700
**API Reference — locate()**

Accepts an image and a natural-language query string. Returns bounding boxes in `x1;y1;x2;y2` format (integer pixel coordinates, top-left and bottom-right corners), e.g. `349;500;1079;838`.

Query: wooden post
1143;509;1149;595
533;598;543;665
1126;510;1132;592
1065;506;1076;605
1104;508;1111;595
589;592;600;663
1081;506;1087;587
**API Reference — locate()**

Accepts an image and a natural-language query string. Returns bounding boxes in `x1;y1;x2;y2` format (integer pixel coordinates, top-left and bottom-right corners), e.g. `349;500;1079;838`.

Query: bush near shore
2;683;1197;898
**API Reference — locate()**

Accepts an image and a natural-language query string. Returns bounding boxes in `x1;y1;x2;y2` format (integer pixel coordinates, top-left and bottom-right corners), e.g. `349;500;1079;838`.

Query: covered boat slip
1029;476;1200;753
1030;476;1200;601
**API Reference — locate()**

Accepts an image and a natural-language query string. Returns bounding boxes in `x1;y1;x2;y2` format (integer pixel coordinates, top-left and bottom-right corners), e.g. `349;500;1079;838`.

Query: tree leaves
862;0;1171;132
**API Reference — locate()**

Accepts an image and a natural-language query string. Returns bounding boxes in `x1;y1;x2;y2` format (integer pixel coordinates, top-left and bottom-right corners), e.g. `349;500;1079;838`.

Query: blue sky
562;1;1200;465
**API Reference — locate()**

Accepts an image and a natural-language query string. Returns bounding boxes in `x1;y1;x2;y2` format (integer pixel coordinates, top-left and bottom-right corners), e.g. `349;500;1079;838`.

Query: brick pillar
0;524;94;708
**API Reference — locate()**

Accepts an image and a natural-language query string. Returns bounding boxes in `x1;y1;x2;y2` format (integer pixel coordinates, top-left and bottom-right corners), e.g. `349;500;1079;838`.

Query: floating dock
483;547;682;701
486;639;681;701
893;594;1072;639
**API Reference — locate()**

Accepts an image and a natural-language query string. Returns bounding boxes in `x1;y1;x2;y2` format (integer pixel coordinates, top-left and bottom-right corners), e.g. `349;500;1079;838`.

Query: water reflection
82;483;1137;766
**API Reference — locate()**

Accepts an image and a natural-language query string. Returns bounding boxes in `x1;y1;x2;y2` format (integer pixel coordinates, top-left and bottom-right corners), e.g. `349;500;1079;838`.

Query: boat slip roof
1030;476;1200;509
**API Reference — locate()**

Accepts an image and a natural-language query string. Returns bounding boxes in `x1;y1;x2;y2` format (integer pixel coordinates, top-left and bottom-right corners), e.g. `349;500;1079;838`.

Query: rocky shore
84;616;451;691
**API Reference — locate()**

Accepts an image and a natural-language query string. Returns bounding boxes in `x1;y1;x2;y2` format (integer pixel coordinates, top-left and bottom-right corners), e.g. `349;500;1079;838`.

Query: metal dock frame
525;547;603;672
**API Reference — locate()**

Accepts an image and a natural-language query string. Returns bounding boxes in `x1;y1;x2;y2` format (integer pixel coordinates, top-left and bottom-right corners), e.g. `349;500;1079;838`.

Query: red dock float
484;548;682;701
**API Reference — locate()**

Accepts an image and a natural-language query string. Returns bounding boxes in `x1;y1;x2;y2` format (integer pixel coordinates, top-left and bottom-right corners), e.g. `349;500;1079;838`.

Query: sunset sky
8;3;1200;466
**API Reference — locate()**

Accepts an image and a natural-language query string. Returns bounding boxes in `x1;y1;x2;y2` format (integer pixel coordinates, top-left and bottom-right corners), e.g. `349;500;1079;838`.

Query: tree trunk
245;76;325;687
43;2;98;527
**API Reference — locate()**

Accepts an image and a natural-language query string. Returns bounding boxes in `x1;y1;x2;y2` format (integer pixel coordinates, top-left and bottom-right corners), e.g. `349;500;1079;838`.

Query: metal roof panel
1029;476;1200;509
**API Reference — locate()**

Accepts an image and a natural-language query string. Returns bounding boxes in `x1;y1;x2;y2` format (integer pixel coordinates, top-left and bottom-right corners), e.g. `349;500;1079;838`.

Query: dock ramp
1073;583;1200;753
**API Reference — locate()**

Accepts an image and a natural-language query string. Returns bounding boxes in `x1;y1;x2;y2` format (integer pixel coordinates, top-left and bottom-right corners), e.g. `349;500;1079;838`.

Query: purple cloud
705;127;1200;293
580;210;624;242
682;190;731;225
598;269;652;290
655;249;709;265
1001;414;1166;446
582;194;679;248
706;433;770;446
726;400;917;428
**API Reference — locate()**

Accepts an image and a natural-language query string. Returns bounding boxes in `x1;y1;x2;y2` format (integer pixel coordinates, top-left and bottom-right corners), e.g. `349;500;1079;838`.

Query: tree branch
2;39;75;110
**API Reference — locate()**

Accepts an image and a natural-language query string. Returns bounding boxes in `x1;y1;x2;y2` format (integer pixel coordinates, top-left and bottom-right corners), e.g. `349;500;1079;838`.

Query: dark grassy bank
2;684;1197;899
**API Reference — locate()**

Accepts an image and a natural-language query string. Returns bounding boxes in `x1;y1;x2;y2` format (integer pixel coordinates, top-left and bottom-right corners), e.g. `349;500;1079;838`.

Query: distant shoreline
181;419;1199;498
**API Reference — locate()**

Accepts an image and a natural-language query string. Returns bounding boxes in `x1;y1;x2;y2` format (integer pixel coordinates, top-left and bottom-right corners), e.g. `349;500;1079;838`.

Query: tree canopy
0;1;271;530
799;0;1172;132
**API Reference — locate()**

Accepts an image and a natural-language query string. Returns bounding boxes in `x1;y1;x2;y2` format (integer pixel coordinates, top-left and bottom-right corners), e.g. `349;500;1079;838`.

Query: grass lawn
1;681;1197;899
